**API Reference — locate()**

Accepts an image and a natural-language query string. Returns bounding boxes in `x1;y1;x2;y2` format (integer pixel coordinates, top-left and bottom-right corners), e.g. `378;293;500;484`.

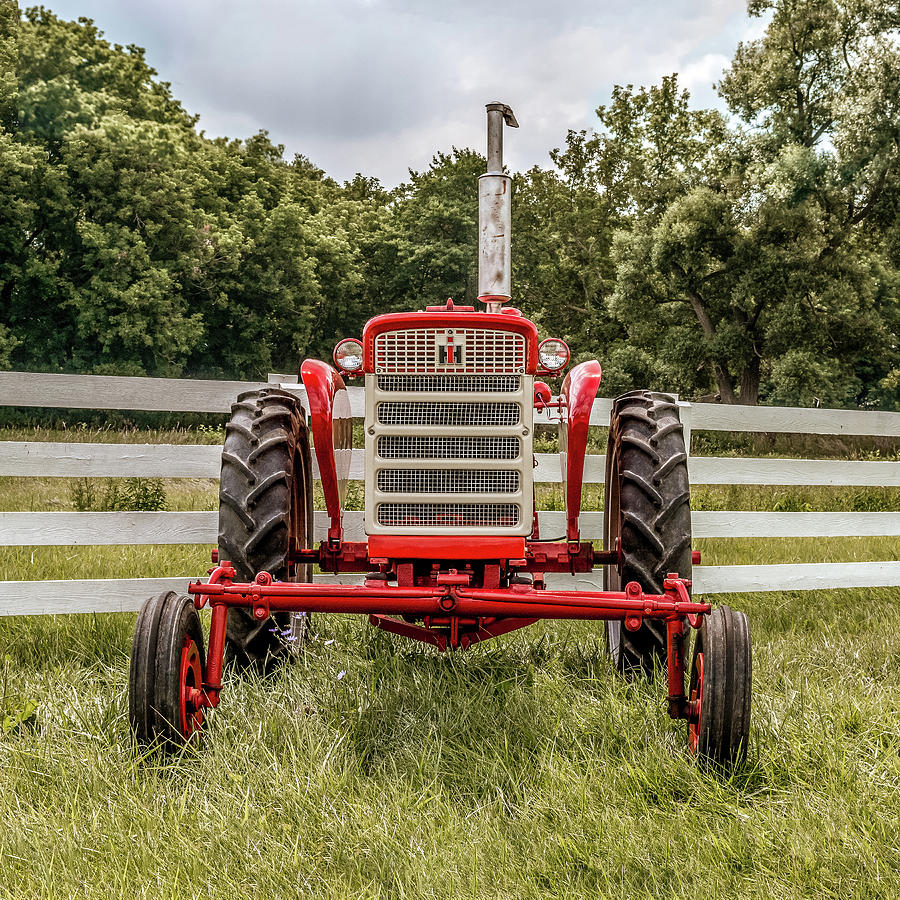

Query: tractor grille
377;374;521;393
366;325;533;536
374;328;526;374
377;402;520;428
377;469;520;494
377;435;520;460
377;503;520;528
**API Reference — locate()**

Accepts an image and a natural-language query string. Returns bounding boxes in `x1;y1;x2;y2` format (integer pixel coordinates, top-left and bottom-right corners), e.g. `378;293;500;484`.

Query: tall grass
0;589;898;898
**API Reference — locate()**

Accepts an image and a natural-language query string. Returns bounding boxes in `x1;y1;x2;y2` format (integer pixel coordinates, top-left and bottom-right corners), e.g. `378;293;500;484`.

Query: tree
612;164;894;405
3;0;897;408
0;8;376;379
2;8;208;375
177;134;362;378
607;2;899;405
512;165;622;362
384;149;484;308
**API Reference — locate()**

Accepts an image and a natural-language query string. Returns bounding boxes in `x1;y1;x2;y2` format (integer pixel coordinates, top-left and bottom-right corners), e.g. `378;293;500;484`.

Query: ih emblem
437;330;465;365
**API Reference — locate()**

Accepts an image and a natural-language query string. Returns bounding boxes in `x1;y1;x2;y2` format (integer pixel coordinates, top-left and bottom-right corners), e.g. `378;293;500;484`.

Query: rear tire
604;390;692;677
129;591;206;748
687;605;752;765
218;388;314;673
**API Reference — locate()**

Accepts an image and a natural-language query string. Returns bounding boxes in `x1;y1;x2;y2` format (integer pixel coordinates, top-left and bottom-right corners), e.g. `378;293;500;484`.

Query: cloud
42;0;750;184
679;53;733;101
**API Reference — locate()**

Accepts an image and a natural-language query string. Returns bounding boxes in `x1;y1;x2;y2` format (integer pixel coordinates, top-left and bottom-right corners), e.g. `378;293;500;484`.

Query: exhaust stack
478;102;518;312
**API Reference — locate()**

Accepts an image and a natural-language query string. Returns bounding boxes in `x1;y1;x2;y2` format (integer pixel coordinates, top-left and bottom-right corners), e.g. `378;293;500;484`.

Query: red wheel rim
179;636;204;738
687;652;704;753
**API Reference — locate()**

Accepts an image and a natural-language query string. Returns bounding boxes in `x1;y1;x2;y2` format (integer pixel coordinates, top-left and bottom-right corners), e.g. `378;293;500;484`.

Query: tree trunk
683;285;738;404
738;355;760;405
714;365;737;404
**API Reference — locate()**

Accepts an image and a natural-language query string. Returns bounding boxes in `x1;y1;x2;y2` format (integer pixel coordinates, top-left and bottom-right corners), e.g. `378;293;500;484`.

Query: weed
69;477;168;512
0;654;38;735
772;490;815;512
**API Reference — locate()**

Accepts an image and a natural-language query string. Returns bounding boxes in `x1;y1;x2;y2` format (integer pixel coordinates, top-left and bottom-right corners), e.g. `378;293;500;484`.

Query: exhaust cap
485;102;518;174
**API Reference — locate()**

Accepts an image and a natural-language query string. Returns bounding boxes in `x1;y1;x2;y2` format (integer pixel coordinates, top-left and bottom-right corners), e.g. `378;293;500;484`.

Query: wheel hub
179;636;204;738
687;652;704;753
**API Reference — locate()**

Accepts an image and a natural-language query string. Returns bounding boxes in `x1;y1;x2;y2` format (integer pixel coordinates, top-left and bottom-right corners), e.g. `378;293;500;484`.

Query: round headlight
334;338;364;373
539;338;570;372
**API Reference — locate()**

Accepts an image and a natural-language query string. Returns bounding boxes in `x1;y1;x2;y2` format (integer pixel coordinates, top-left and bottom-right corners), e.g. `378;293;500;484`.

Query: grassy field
1;589;898;898
1;427;899;898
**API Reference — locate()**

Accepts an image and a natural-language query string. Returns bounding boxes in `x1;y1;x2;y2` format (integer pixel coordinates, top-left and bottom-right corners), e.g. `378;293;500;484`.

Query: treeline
1;2;898;407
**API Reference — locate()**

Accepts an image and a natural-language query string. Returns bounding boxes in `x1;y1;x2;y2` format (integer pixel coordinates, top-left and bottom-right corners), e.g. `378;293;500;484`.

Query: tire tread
217;388;313;670
691;605;752;764
605;391;692;675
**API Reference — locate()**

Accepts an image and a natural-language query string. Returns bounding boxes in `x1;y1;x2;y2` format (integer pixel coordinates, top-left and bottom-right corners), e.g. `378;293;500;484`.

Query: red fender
559;360;602;542
300;359;352;543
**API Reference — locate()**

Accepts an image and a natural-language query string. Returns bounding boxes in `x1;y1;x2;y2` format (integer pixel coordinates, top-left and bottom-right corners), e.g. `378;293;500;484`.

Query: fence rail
2;509;899;546
3;442;900;486
1;370;898;616
4;370;900;435
5;561;900;617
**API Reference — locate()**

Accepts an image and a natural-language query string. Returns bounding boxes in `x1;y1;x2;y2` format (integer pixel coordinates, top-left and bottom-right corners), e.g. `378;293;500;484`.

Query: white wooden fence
1;371;898;616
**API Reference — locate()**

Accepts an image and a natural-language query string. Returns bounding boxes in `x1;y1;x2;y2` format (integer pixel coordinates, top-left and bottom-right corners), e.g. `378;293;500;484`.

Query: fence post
677;400;693;455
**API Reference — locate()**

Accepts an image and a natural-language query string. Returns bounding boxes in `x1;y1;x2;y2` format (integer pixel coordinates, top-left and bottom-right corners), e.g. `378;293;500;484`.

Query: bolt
186;687;206;709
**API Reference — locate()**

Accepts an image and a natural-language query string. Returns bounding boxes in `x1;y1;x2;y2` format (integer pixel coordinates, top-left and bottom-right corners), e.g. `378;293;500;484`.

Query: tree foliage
0;2;897;408
606;2;899;406
1;6;379;377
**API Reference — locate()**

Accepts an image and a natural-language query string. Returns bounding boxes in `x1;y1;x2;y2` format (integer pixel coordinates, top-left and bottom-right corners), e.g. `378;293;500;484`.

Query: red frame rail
187;563;709;727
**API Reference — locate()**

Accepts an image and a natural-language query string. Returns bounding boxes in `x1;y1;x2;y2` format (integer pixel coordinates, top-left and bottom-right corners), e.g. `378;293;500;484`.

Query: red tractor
129;103;751;765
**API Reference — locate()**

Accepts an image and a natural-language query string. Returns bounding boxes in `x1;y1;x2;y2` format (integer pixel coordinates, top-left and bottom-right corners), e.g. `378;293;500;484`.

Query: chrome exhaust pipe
478;102;518;312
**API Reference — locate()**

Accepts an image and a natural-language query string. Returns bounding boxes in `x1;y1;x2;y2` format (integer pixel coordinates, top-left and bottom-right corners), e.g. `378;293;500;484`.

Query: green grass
1;536;897;585
693;535;900;565
3;477;900;515
539;482;900;513
0;590;898;898
1;427;899;897
0;422;227;445
541;425;900;459
0;477;220;512
0;545;213;581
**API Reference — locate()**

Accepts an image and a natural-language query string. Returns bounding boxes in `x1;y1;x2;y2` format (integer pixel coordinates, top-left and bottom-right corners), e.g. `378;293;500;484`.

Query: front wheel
129;591;207;748
687;605;752;765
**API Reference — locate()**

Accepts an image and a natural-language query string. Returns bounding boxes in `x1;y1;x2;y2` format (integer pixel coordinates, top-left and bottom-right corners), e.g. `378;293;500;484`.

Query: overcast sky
44;0;762;186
